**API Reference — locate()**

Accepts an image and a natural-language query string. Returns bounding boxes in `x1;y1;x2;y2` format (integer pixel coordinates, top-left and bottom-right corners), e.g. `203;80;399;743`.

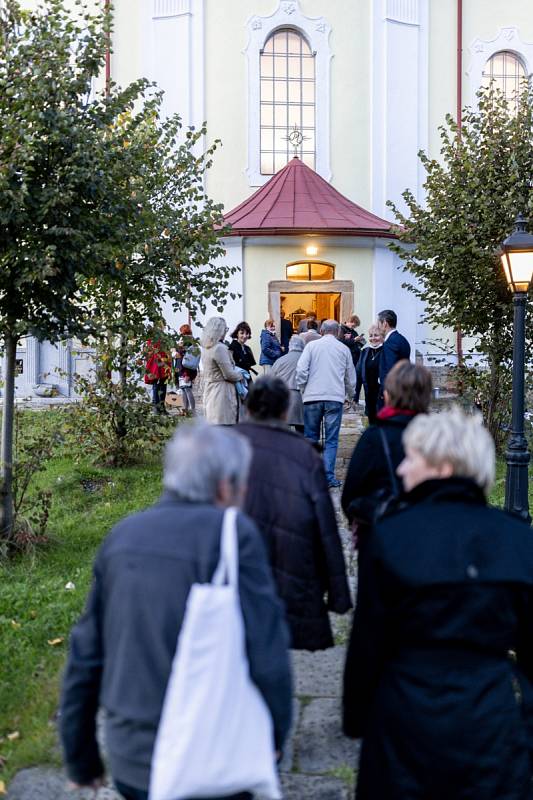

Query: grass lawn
0;410;166;785
0;410;531;787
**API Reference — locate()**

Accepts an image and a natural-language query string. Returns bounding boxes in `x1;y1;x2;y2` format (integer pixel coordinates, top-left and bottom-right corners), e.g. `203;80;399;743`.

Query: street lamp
500;213;533;523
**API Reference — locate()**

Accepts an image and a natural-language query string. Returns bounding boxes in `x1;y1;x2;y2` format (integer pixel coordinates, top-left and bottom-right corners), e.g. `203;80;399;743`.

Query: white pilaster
142;0;204;129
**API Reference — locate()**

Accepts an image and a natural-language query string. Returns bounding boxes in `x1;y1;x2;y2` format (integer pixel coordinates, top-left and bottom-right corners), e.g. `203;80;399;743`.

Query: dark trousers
114;780;252;800
151;379;167;411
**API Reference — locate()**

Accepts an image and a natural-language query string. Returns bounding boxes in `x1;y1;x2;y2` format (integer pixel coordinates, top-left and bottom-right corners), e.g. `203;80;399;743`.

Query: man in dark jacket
239;375;352;651
60;423;292;800
376;309;411;408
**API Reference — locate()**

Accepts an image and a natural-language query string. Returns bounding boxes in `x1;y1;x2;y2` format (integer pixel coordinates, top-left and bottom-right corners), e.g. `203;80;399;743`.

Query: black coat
344;478;533;800
228;339;257;374
354;346;382;423
378;330;411;406
341;413;412;524
238;421;352;650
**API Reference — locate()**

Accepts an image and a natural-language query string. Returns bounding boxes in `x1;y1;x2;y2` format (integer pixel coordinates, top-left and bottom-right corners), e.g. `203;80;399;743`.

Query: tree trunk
486;353;502;448
1;331;17;539
116;291;128;441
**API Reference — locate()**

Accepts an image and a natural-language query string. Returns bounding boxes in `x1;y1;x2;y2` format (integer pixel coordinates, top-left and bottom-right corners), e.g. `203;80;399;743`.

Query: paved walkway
7;412;363;800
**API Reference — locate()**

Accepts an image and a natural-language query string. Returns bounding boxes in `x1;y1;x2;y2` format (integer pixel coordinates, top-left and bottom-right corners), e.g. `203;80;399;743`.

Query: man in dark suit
279;310;293;353
376;309;411;408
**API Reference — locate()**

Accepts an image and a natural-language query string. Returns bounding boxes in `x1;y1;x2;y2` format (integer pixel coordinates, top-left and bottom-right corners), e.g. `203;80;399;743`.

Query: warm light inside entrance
286;261;335;281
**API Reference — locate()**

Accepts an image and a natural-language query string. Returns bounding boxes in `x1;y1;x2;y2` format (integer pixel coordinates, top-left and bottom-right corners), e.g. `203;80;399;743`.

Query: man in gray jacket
295;319;356;488
60;423;292;800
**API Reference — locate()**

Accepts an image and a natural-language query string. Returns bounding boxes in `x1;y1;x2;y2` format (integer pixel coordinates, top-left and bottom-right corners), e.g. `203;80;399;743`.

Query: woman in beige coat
200;317;243;424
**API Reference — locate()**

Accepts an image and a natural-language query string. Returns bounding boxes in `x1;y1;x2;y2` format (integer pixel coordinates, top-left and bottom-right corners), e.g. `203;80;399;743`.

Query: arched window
482;51;527;104
286;261;335;281
260;28;315;175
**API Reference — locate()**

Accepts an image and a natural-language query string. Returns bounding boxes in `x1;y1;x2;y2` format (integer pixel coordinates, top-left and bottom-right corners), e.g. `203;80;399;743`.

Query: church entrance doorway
267;279;354;338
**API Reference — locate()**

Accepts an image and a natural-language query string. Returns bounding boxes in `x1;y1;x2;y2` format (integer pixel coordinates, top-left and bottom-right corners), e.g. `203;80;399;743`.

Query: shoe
328;479;342;489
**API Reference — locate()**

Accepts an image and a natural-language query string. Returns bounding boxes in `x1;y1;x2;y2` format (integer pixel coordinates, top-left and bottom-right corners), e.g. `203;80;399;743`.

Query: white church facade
9;0;533;395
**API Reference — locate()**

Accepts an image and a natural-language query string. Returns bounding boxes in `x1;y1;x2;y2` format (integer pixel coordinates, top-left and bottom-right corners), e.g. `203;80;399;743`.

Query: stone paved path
6;412;363;800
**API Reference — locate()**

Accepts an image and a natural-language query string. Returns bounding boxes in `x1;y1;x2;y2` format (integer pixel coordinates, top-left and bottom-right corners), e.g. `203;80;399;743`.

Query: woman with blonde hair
200;316;243;424
344;407;533;800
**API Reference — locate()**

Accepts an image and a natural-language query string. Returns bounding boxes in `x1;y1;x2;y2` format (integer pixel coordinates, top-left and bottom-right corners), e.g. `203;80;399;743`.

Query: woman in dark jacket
238;375;352;650
259;319;282;370
342;360;432;540
228;321;257;380
343;408;533;799
354;325;383;424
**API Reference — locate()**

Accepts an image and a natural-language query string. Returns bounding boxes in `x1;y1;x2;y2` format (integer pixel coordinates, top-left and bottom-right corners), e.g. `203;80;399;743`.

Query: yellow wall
241;241;374;355
204;0;371;212
428;0;533;159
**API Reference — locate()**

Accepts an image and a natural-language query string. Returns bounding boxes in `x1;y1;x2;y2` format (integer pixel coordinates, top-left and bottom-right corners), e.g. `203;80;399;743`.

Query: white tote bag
149;507;282;800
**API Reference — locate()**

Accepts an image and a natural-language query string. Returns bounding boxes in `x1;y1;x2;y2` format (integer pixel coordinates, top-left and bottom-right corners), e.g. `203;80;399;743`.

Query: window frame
468;28;532;106
481;50;527;107
245;1;331;187
260;28;316;175
286;260;336;281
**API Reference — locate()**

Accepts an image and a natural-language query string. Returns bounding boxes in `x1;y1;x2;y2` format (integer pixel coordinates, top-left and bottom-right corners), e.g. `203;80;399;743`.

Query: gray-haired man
295;319;356;488
60;423;292;800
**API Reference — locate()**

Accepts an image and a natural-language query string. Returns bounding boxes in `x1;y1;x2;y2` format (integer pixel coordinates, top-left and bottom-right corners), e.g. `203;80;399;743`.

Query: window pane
274;54;287;78
275;104;288;129
302;131;315;150
273;31;287;53
288;81;301;103
301;37;312;56
302;105;314;127
288;107;301;128
275;80;287;103
261;153;274;174
275;152;288;172
261;104;274;126
274;128;289;150
260;54;273;78
261;127;274;150
287;55;302;79
302;81;315;103
261;79;273;102
310;263;334;280
287;31;301;54
263;37;274;54
287;263;310;280
302;57;314;80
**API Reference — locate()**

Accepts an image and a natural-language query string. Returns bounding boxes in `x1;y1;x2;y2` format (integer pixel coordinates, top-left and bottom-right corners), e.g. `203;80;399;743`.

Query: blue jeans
303;400;343;484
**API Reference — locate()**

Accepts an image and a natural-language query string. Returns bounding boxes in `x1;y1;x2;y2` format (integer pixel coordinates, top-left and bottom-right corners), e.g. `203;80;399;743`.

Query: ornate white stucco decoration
245;0;332;187
153;0;191;20
467;27;533;104
385;0;419;26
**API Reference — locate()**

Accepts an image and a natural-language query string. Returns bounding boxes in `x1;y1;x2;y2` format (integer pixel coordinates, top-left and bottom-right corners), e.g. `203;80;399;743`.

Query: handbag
182;347;200;370
149;507;281;800
348;428;402;547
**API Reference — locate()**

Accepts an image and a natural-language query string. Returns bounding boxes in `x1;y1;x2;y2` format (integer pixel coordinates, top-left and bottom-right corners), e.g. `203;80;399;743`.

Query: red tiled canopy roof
223;157;396;238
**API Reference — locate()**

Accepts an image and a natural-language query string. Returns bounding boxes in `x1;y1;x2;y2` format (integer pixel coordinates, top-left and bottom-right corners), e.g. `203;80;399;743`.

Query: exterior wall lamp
500;213;533;523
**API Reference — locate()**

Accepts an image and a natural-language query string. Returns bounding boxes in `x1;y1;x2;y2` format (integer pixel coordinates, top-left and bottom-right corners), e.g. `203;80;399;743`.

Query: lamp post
500;213;533;523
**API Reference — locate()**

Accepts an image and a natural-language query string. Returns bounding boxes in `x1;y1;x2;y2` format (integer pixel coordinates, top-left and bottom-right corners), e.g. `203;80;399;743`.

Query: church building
10;0;533;395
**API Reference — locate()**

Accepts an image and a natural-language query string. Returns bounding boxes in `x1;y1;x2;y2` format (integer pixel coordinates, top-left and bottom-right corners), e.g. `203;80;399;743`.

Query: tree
388;86;533;444
0;0;156;539
79;107;237;452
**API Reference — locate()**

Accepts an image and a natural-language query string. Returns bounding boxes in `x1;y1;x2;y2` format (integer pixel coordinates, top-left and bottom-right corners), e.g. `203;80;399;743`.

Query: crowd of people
63;310;533;800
